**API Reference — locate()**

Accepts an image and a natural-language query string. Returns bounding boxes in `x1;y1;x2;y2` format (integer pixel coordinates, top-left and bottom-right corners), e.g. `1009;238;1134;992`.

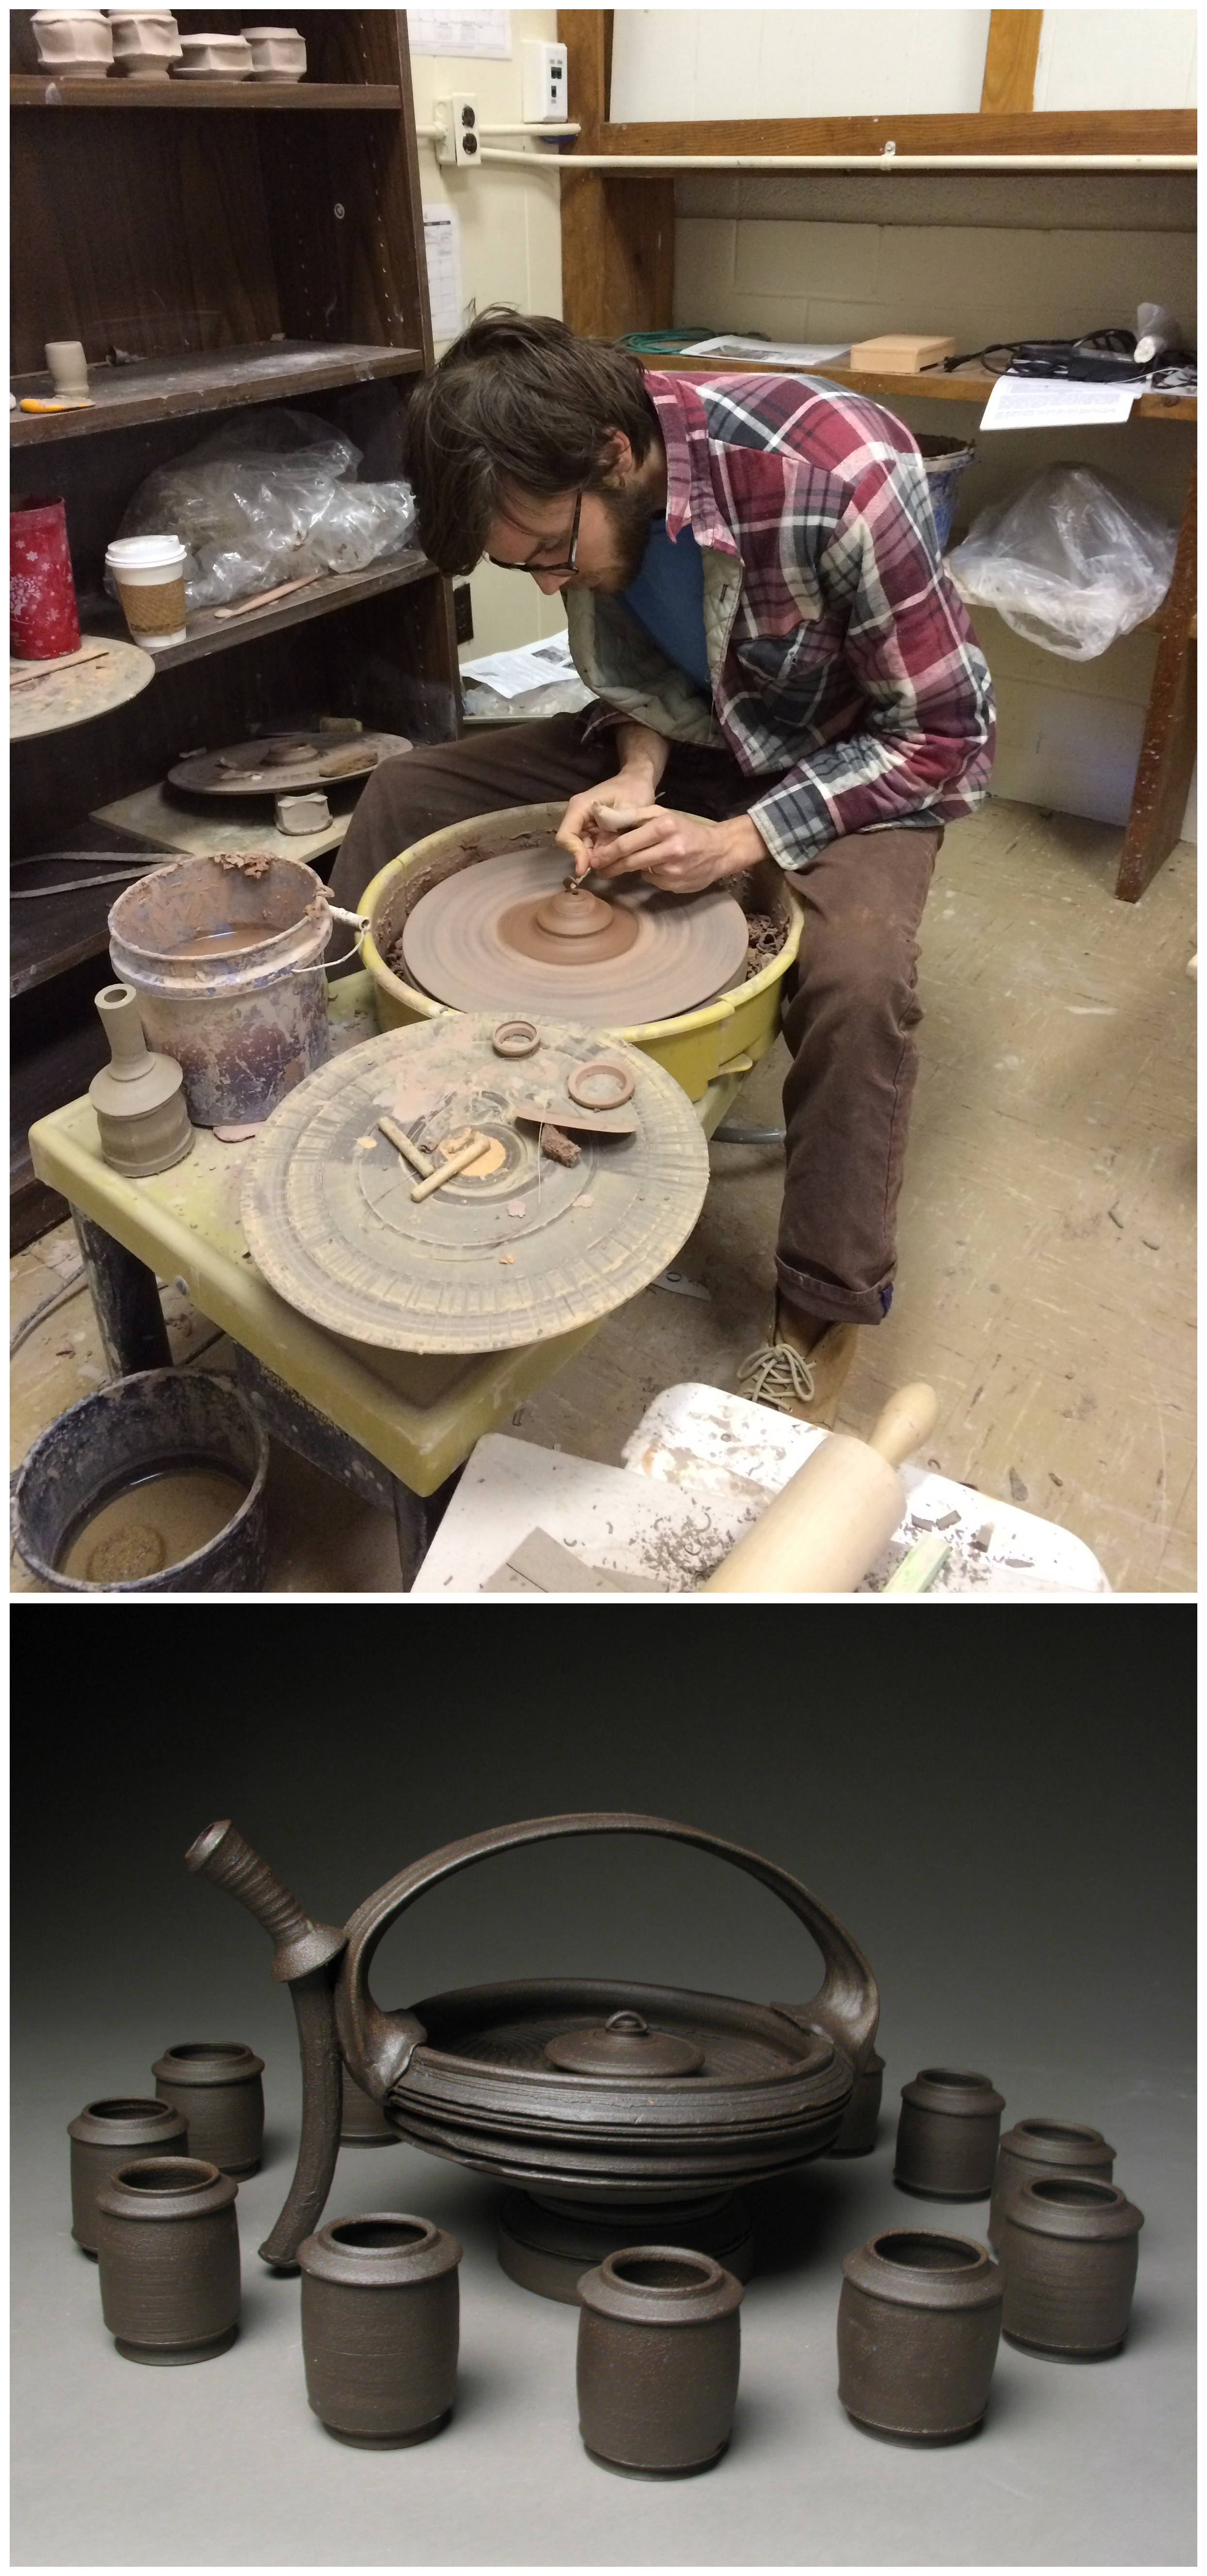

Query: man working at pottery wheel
331;312;994;1424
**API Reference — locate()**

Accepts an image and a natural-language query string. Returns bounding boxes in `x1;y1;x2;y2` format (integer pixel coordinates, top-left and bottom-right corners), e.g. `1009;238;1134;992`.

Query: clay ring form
566;1056;636;1110
492;1018;540;1058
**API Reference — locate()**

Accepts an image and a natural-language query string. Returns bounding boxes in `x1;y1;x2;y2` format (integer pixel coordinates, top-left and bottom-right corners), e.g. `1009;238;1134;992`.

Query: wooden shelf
11;77;402;110
65;551;437;676
665;358;1196;423
10;830;172;999
10;340;424;445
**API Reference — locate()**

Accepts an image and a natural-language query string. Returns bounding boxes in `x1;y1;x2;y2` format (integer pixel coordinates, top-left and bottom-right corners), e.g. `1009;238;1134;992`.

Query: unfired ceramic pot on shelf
837;2228;1003;2442
988;2119;1115;2249
894;2067;1005;2200
68;2097;187;2254
998;2176;1143;2358
244;24;307;79
107;10;182;77
94;2156;240;2364
152;2042;264;2175
32;11;114;73
576;2248;743;2477
171;29;252;77
297;2214;461;2446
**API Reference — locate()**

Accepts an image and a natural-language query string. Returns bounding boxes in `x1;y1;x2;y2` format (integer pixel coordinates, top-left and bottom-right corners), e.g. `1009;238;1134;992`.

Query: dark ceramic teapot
186;1814;880;2293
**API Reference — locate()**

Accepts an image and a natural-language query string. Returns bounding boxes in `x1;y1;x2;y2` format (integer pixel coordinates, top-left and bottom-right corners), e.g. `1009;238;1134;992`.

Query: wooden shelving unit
9;7;460;1250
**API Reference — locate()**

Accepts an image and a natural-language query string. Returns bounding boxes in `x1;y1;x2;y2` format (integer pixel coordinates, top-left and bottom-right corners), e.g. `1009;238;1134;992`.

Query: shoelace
737;1340;817;1412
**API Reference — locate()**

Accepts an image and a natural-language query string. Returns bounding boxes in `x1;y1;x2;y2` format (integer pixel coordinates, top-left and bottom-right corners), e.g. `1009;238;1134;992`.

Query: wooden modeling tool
704;1382;939;1594
377;1113;434;1179
409;1131;491;1201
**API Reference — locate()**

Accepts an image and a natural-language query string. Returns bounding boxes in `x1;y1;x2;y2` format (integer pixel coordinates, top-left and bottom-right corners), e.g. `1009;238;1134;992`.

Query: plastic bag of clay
114;408;417;609
946;465;1176;660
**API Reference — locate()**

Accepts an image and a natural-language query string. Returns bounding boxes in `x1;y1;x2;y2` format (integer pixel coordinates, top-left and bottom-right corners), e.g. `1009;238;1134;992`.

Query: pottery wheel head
400;846;750;1026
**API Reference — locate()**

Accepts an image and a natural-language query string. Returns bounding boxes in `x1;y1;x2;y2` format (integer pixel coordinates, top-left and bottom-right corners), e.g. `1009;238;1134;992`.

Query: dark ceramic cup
576;2246;743;2477
837;2228;1003;2442
340;2064;401;2148
989;2119;1115;2249
68;2097;188;2255
999;2175;1143;2358
895;2067;1005;2200
152;2042;265;2175
94;2156;240;2364
297;2213;462;2446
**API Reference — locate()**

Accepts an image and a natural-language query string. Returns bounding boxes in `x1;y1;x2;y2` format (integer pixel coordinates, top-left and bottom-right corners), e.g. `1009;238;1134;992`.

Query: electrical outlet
521;39;568;123
453;583;473;643
435;92;479;167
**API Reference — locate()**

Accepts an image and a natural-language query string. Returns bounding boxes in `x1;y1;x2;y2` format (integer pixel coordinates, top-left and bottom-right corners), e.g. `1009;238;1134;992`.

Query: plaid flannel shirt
581;369;995;870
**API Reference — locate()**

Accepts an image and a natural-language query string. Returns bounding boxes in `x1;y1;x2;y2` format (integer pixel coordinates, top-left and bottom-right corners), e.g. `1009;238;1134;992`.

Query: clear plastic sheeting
946;465;1176;660
114;408;417;611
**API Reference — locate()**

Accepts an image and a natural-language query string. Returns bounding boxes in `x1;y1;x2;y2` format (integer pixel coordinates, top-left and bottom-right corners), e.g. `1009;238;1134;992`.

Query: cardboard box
848;334;956;374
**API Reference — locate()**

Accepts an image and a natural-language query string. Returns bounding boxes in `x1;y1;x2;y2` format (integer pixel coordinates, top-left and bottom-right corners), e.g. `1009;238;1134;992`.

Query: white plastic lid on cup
105;535;187;571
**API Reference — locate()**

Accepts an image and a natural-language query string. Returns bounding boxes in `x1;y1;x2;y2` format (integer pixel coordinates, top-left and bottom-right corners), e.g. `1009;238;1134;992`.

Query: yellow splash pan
359;801;803;1102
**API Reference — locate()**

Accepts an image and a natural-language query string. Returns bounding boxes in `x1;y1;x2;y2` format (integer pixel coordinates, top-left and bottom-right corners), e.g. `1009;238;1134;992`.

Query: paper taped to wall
410;9;510;56
979;376;1145;431
423;205;464;343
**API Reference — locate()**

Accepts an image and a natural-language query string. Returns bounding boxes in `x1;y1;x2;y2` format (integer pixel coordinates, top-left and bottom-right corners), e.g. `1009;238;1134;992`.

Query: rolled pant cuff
774;1256;894;1328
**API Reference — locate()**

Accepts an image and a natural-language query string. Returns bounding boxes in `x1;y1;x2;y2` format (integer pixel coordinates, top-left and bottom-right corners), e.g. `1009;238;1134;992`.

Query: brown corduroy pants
330;716;938;1326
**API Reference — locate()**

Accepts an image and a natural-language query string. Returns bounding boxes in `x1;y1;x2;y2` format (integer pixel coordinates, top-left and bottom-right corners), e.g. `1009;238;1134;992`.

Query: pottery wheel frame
168;730;410;796
240;1014;711;1353
399;846;750;1027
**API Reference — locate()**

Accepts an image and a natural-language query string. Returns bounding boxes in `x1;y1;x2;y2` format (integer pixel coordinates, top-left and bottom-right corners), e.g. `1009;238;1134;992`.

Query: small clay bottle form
340;2063;401;2148
68;2097;188;2254
94;2156;240;2363
895;2066;1005;2200
837;2228;1003;2442
88;985;194;1177
989;2119;1115;2249
296;2215;462;2446
576;2247;743;2477
152;2042;264;2175
998;2176;1143;2358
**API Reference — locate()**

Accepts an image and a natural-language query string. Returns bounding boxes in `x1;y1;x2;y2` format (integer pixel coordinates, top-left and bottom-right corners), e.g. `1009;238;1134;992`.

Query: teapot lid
544;2009;704;2078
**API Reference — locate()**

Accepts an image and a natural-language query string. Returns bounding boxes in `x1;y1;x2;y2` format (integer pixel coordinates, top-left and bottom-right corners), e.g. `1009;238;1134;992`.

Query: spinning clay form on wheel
400;847;749;1026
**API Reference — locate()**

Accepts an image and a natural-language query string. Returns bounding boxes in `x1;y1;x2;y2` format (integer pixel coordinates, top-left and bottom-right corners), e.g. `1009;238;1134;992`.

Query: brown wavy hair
403;309;658;574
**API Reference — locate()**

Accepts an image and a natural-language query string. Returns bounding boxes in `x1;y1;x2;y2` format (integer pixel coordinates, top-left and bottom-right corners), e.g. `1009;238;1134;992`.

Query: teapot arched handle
337;1811;879;2099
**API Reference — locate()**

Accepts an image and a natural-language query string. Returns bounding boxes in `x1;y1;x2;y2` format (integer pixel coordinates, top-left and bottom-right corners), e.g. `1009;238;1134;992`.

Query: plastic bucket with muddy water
11;1369;269;1593
108;853;336;1125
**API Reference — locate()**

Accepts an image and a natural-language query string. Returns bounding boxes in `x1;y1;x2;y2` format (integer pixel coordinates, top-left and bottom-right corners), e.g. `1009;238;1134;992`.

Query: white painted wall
609;10;991;122
610;9;1197;121
408;10;567;659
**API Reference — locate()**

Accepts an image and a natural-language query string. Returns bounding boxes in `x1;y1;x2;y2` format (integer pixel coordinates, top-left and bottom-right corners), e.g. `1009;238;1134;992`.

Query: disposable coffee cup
105;534;187;648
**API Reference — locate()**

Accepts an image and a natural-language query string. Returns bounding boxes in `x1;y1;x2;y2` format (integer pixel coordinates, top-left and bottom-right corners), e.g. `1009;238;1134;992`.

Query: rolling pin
703;1382;938;1594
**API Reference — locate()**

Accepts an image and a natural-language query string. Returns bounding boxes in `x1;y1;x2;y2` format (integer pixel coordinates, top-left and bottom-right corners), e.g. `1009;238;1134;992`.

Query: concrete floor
10;798;1196;1595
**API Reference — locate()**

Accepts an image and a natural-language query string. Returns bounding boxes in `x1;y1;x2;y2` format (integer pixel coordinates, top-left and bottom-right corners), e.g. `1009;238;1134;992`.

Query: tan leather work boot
737;1304;859;1429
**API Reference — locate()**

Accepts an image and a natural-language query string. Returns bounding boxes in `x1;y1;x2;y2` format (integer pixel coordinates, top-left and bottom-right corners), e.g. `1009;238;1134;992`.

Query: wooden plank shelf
11;77;403;110
10;340;424;445
665;358;1196;423
66;551;437;675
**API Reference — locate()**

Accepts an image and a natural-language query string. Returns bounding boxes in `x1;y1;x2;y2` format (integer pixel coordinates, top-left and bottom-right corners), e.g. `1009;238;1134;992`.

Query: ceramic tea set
65;1813;1144;2471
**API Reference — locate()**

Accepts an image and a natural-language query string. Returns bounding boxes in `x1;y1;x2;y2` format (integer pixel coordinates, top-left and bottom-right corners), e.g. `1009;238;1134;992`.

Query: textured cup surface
152;2043;264;2173
895;2067;1005;2201
68;2097;188;2253
989;2119;1115;2248
95;2156;240;2363
576;2247;743;2476
999;2177;1142;2356
838;2228;1003;2440
298;2215;461;2446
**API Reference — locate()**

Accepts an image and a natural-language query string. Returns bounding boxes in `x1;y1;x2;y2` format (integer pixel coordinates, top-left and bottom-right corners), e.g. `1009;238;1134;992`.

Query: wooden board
979;12;1043;114
9;341;423;444
10;78;403;109
92;780;350;871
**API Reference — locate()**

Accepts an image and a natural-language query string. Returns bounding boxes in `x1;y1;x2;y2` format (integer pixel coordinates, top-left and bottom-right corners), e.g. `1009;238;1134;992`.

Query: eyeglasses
487;490;581;577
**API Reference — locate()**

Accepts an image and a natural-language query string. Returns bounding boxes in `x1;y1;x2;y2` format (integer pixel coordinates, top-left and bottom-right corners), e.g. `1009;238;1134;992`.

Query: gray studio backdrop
11;1608;1194;2566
